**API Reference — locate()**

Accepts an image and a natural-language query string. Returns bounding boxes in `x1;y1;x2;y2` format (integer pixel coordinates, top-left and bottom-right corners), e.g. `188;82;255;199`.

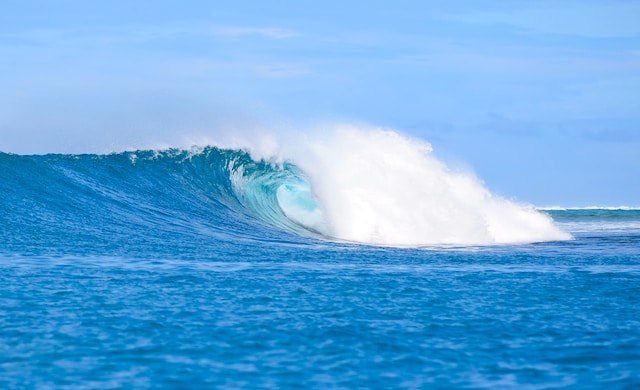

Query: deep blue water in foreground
1;149;639;388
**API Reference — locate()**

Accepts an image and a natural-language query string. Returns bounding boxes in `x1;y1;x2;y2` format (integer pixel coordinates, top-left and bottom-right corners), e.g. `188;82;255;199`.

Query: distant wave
1;126;572;248
541;207;640;234
539;206;640;211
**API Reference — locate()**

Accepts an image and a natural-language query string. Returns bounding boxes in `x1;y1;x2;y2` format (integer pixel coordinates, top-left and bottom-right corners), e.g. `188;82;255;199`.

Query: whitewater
1;126;638;388
268;127;570;246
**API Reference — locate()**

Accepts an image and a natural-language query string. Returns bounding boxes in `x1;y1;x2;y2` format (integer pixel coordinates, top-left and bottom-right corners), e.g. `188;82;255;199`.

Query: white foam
279;125;571;246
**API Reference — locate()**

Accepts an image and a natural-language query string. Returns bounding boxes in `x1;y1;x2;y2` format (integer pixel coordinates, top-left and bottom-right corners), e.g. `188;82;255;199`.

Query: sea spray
277;126;571;245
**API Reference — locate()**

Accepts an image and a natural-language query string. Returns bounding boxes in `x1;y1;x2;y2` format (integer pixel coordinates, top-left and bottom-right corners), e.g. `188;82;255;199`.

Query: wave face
0;128;570;251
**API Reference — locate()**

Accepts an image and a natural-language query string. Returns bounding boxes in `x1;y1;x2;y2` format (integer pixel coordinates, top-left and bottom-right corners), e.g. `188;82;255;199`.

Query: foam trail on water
276;125;571;246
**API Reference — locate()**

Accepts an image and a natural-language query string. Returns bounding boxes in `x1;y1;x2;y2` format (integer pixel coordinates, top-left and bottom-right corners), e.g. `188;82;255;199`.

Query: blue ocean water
1;148;639;388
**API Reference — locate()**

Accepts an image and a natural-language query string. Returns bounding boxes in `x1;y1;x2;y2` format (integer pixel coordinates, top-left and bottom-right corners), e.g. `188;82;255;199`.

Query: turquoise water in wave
1;149;639;388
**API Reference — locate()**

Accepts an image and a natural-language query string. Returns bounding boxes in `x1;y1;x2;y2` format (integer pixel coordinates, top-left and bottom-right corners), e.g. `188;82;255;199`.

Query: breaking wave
0;126;571;248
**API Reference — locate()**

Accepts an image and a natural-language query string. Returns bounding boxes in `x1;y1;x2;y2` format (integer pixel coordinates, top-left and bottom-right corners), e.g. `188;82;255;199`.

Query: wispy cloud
0;24;299;48
439;2;640;38
212;27;298;40
252;63;309;78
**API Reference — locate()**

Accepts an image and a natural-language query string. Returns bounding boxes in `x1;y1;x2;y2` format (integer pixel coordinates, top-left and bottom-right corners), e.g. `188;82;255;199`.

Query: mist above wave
245;125;572;246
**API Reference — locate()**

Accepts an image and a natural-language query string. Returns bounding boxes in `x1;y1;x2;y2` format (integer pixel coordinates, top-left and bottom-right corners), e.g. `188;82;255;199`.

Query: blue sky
1;1;639;206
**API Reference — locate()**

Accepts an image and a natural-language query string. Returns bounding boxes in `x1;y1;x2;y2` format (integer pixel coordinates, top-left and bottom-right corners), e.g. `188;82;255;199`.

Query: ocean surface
1;144;639;388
